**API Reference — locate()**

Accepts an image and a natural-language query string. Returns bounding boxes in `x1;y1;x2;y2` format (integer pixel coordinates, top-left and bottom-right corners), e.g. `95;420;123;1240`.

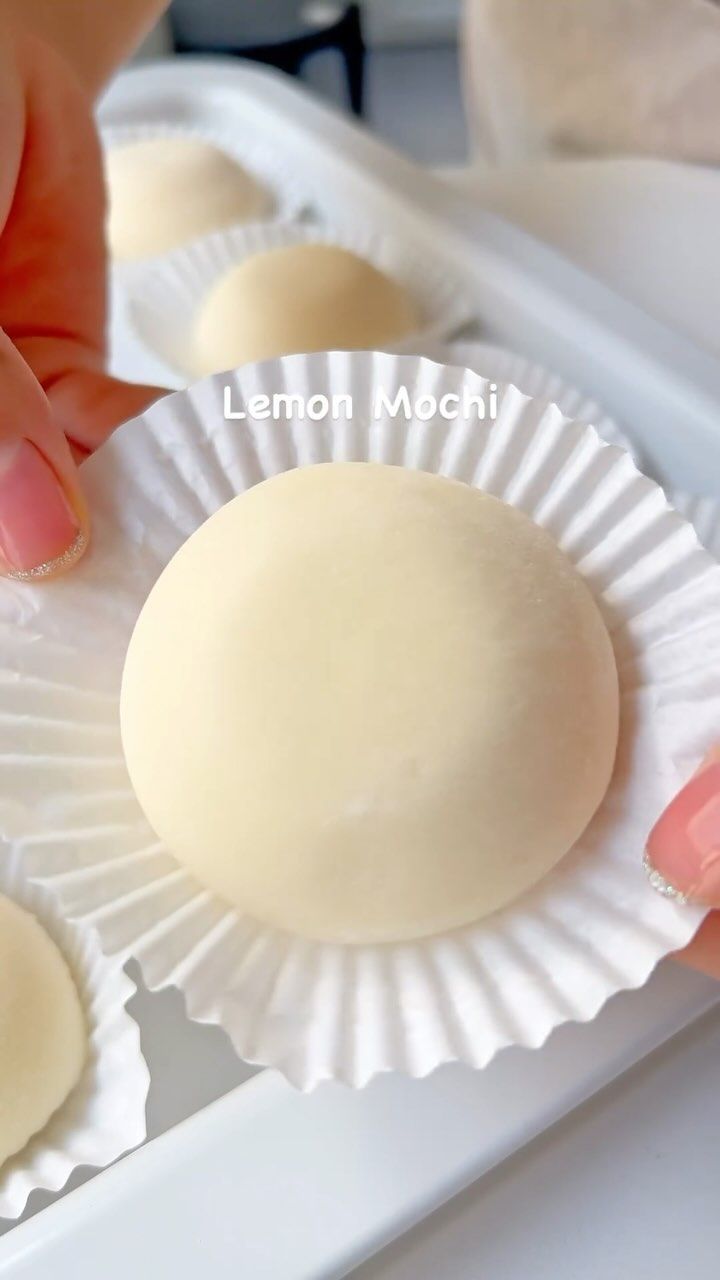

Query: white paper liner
0;847;148;1218
101;120;309;260
2;351;720;1091
422;339;637;458
671;492;720;561
120;222;477;387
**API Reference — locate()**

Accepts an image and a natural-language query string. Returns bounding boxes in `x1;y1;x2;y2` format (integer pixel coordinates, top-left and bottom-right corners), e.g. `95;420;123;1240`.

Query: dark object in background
169;1;366;116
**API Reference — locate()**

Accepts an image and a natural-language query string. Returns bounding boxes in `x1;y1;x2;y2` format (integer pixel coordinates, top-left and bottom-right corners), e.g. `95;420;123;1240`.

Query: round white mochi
0;895;86;1169
105;136;271;261
121;464;619;944
192;244;420;375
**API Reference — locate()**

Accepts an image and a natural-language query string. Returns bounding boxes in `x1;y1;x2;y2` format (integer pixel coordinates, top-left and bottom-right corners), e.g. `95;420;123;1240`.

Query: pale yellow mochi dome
105;136;271;261
0;895;86;1168
192;243;420;375
120;463;619;944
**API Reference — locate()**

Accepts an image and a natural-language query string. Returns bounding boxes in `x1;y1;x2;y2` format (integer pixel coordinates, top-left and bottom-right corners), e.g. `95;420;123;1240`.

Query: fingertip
645;754;720;909
0;437;89;581
48;370;168;451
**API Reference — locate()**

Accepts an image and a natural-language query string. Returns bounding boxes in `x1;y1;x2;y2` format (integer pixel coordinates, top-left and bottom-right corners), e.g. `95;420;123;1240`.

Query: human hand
645;749;720;979
0;17;164;581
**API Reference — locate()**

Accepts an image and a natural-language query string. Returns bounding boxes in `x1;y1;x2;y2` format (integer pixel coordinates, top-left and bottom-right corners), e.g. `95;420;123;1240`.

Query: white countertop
360;997;720;1279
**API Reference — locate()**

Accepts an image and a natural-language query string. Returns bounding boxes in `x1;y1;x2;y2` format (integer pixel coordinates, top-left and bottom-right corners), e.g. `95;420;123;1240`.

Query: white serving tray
1;58;719;1277
103;60;720;493
0;964;716;1280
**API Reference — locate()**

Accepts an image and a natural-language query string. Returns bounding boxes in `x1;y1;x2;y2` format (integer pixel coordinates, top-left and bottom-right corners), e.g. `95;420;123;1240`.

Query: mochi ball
120;463;619;944
192;243;420;374
0;895;86;1168
105;136;271;261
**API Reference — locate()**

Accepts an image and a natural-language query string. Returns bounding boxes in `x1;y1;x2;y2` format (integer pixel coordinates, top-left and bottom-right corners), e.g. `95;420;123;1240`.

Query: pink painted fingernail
0;439;86;580
644;758;720;905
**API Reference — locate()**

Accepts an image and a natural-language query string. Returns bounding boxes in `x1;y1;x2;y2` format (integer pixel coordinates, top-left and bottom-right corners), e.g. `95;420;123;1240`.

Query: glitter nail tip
6;529;88;582
642;848;689;905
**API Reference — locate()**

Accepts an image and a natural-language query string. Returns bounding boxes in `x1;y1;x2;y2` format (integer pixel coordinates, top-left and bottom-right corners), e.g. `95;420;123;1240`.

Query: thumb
0;328;88;580
645;748;720;907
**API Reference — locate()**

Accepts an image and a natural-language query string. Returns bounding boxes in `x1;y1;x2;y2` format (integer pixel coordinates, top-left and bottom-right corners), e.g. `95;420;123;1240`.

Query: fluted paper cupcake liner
423;339;636;458
119;222;477;386
2;351;719;1089
0;848;148;1218
672;491;720;560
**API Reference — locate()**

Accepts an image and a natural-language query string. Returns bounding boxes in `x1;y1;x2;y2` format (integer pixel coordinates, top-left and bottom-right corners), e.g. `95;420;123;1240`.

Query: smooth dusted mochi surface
191;243;420;375
0;895;86;1169
120;463;619;945
105;137;271;261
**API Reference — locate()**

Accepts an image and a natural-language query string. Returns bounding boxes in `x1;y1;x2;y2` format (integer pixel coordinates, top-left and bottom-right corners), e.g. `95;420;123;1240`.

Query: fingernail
0;439;86;580
644;759;720;905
